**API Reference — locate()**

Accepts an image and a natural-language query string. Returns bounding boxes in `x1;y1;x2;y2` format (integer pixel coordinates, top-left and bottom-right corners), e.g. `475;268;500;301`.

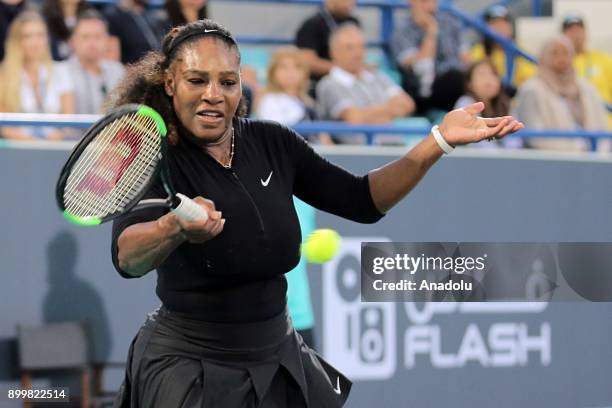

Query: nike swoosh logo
261;171;273;187
204;29;218;33
333;376;341;395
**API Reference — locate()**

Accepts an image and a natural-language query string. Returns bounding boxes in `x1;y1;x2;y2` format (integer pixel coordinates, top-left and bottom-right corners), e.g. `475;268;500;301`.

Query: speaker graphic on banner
322;237;396;380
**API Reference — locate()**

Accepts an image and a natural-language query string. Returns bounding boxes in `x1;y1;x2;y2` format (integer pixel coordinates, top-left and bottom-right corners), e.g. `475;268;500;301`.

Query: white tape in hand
172;193;209;221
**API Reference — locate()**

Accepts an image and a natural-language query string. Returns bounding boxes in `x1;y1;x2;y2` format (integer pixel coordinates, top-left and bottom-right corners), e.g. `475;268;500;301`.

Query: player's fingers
486;120;519;141
462;102;485;116
209;218;226;236
181;218;222;241
497;120;519;136
193;196;216;211
177;212;217;232
192;196;221;220
208;209;222;221
196;219;224;241
197;215;222;231
483;118;509;139
483;116;511;127
202;198;216;209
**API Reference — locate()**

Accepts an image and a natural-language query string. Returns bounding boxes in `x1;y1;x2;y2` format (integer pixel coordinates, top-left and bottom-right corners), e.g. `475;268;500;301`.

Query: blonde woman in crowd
0;11;74;140
514;35;608;151
257;46;331;143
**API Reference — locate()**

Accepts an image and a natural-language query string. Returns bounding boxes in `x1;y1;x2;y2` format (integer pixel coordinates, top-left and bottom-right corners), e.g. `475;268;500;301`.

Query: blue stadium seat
392;116;432;146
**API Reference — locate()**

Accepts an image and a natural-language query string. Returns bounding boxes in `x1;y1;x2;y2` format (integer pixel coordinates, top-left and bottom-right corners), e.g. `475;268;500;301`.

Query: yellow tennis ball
302;229;341;264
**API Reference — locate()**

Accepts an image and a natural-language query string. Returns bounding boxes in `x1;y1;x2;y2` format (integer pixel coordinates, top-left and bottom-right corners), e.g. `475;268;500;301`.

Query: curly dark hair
107;19;245;144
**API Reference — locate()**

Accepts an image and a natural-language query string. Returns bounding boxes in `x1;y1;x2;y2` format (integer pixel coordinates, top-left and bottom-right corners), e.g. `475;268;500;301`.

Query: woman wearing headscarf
514;35;608;151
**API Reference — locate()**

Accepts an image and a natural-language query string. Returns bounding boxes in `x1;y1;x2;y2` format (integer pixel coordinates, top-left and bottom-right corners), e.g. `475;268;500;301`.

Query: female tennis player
110;19;522;408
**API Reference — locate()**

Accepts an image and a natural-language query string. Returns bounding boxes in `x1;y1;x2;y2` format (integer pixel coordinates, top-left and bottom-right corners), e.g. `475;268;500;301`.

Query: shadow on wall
43;230;112;362
0;338;17;380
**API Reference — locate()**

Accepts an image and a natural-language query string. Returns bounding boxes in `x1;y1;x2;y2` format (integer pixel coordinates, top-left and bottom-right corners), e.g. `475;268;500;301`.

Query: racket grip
172;193;209;221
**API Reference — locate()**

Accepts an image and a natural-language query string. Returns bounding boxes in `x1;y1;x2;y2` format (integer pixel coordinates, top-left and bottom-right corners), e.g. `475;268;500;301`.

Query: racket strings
92;114;161;215
76;117;148;215
107;115;161;210
65;115;144;216
65;114;141;215
66;115;159;217
64;112;162;218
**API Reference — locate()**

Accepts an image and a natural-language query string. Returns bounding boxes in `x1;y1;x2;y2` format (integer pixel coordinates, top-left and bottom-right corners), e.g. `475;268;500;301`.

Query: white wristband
431;125;454;154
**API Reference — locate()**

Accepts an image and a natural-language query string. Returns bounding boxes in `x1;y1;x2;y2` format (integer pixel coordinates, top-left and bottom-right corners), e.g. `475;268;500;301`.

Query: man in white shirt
63;10;124;114
316;23;415;124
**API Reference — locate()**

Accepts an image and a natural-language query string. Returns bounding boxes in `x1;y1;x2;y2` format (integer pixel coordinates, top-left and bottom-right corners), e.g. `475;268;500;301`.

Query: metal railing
1;113;610;151
483;0;545;17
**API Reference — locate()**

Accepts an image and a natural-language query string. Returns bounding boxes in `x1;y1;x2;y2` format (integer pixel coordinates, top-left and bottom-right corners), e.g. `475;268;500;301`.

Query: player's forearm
368;133;443;213
117;214;185;277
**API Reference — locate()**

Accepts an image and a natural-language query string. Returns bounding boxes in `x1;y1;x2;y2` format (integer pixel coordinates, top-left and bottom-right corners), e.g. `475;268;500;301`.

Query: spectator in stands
455;60;510;117
561;14;612;127
514;36;607;151
317;24;415;123
163;0;207;29
295;0;359;82
103;0;166;64
41;0;92;61
391;0;469;114
0;0;26;61
257;47;332;144
257;47;315;125
317;24;415;144
470;4;536;92
0;11;74;140
63;10;124;114
455;59;518;148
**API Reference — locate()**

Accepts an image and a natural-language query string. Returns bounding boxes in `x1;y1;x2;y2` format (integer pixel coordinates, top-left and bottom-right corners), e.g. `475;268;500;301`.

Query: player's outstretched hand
438;102;524;146
173;197;225;243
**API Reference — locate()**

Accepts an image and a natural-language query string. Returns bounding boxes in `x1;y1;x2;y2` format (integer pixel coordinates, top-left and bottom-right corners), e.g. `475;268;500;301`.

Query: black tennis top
111;118;383;323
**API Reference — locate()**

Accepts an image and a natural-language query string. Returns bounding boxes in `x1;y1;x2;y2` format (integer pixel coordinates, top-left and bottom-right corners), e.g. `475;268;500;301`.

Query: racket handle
172;193;209;221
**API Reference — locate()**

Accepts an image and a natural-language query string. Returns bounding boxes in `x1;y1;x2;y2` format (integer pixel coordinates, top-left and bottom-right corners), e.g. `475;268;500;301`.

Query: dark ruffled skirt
113;306;351;407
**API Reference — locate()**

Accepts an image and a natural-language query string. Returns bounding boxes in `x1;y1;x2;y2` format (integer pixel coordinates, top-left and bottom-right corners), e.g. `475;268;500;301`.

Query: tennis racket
56;104;208;226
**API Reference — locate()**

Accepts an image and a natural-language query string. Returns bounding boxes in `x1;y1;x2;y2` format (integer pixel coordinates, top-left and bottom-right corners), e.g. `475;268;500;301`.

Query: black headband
166;28;237;57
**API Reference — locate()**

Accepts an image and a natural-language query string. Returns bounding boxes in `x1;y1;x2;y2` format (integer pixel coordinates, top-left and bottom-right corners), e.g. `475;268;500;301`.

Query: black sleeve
110;181;167;279
102;6;121;38
295;17;321;52
288;127;384;224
